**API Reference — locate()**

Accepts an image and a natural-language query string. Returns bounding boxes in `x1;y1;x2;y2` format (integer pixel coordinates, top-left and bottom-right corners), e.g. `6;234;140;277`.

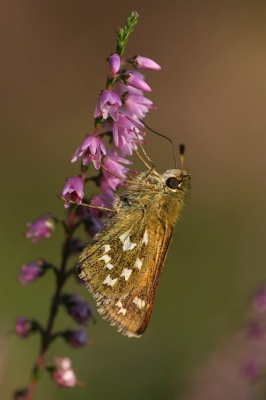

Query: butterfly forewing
79;168;190;337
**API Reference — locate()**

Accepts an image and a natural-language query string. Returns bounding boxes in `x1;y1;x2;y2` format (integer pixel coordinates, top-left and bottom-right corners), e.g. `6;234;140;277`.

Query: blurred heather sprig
178;286;266;400
13;11;161;399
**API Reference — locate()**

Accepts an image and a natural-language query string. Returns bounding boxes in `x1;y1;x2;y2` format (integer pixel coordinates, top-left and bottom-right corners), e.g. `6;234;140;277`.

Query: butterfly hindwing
79;204;173;337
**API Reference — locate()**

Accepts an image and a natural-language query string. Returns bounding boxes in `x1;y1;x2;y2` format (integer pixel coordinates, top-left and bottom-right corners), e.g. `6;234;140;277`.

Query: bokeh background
1;1;266;399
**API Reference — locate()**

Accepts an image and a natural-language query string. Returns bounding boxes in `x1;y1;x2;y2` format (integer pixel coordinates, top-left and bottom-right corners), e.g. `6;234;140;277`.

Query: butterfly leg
57;195;116;213
135;149;152;169
133;128;155;168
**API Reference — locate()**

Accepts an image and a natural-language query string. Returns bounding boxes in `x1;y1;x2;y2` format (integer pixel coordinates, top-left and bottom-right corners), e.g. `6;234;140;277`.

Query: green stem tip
116;11;139;56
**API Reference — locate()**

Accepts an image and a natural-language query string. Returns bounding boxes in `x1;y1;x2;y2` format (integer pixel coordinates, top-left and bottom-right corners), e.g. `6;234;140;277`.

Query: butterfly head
161;169;191;194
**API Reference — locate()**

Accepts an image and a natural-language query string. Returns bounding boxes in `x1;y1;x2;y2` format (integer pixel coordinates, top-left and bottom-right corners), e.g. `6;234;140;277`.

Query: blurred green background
1;1;266;399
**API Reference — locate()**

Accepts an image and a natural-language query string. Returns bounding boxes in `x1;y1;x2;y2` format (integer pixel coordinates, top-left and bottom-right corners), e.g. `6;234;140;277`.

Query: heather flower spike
15;11;164;398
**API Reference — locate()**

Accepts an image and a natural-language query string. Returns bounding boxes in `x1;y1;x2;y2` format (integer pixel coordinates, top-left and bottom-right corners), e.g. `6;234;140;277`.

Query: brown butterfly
78;160;190;338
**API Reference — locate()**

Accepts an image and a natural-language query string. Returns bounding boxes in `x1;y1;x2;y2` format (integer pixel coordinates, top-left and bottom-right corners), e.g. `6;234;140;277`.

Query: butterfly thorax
114;168;190;228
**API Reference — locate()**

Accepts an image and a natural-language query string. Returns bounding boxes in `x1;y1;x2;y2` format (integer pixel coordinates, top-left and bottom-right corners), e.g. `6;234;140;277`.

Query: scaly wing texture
79;206;173;337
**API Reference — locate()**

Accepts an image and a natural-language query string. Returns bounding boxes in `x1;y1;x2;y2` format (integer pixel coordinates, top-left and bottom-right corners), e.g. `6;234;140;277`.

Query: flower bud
61;293;94;326
108;53;121;75
53;368;77;388
132;55;161;70
61;176;84;208
25;215;54;243
17;260;44;285
48;357;77;388
14;317;33;337
63;328;88;348
124;72;151;92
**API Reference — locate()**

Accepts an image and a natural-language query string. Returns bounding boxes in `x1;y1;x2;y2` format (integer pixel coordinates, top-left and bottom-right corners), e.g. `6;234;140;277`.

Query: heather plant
13;11;161;399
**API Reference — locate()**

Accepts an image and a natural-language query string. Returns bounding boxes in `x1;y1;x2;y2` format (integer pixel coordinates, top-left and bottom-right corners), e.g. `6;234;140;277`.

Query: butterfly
78;159;190;338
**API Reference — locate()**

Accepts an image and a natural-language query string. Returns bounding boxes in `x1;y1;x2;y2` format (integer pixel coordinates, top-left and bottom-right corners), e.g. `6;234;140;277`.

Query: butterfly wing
79;205;173;337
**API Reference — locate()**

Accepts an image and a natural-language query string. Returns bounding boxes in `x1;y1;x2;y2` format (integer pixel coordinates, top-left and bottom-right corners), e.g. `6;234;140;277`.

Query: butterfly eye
166;177;180;189
121;197;131;207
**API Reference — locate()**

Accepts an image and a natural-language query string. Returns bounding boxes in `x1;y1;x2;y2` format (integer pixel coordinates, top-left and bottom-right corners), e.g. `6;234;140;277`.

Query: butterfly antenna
179;144;185;171
141;120;177;168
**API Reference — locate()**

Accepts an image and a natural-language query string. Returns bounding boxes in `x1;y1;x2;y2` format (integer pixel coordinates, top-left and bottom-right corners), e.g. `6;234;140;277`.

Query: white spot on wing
142;230;149;245
106;263;113;270
133;297;145;309
103;274;117;287
119;230;131;242
123;237;137;251
99;254;111;264
121;268;132;281
115;300;127;315
135;258;142;269
119;229;137;251
103;244;111;253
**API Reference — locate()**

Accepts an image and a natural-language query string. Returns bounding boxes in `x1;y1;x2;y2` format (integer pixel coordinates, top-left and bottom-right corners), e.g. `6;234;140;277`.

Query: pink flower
112;124;144;156
102;153;132;191
122;110;145;129
51;357;77;388
132;55;161;70
71;135;106;169
108;53;121;76
94;89;122;121
124;93;155;119
111;114;134;148
25;215;54;243
17;260;44;285
61;176;84;207
63;328;87;348
124;72;151;92
53;368;77;388
114;80;143;96
14;317;32;337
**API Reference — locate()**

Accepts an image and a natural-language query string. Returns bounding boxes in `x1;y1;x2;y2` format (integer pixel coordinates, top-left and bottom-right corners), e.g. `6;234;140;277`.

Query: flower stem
24;211;76;400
